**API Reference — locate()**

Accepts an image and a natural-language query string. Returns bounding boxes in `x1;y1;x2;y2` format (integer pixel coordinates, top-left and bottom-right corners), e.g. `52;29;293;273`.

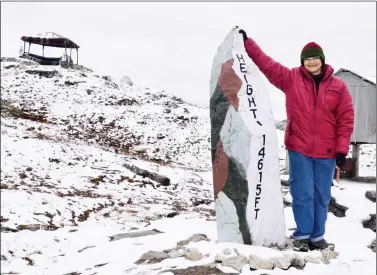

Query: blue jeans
288;150;335;242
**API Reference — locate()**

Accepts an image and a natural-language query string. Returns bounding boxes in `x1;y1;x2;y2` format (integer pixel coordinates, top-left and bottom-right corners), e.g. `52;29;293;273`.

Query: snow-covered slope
1;58;210;171
1;58;376;275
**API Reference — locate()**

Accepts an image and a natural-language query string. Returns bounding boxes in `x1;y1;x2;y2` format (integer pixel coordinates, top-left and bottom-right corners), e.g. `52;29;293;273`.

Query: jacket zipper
312;80;317;157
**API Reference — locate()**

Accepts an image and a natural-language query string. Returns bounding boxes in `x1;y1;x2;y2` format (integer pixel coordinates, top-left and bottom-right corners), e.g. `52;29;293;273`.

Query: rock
206;262;217;269
222;255;248;272
184;248;203;261
321;249;338;261
276;119;287;131
120;75;133;86
166;212;179;218
165;266;238;275
365;190;376;203
117;98;138;106
283;193;292;207
109;229;163;241
249;254;275;270
135;250;169;264
363;214;376;232
319;257;330;265
328;197;348;217
304;255;320;264
168;249;186;259
25;69;57;78
270;257;291;270
177;234;209;246
368;239;376;253
222;248;232;255
123;163;170;186
215;253;224;263
290;254;306;269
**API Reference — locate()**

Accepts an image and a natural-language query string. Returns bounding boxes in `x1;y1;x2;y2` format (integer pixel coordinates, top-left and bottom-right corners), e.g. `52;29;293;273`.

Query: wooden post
76;49;78;65
351;144;360;178
23;42;26;53
42;45;44;57
285;150;290;175
28;43;31;53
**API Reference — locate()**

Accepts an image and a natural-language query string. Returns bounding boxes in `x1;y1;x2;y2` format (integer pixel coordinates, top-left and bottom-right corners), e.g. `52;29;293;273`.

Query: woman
239;29;354;252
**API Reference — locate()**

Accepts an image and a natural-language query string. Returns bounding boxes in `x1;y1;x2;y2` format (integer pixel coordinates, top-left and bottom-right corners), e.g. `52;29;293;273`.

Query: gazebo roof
21;32;80;49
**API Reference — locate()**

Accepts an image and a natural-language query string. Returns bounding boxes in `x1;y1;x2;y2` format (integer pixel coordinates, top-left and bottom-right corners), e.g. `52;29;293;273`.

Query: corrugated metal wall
335;71;376;144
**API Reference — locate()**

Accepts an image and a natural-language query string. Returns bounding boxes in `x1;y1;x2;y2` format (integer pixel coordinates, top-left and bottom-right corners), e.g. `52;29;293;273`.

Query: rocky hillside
1;57;211;171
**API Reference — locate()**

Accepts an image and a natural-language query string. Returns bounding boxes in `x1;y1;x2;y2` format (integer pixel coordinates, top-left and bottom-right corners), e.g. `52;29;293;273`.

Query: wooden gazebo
20;32;80;66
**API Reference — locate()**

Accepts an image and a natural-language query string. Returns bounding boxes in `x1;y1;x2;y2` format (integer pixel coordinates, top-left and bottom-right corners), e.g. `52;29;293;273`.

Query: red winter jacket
244;38;354;158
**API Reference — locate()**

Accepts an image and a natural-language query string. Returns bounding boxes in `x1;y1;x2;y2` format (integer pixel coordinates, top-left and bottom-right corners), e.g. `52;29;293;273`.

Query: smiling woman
301;42;326;75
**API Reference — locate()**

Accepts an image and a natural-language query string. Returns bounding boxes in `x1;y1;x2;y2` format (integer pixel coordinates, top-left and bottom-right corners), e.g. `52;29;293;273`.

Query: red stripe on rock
218;59;241;111
213;140;229;200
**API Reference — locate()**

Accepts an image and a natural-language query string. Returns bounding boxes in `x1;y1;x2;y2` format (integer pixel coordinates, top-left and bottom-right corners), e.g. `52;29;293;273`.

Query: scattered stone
78;245;95;253
167;212;179;218
328;197;348;217
222;248;232;255
321;249;338;262
206;262;217;269
25;70;57;78
123;163;170;186
16;224;42;231
4;64;16;69
319;257;330;265
215;253;223;263
222;255;248;272
365;190;376;203
22;256;34;265
192;199;212;206
362;214;376;232
48;158;61;163
117;98;139;106
109;229;163;241
165;266;238;275
249;254;275;270
368;239;376;253
184;248;203;261
135;251;169;265
163;246;184;253
177;234;209;246
304;255;320;264
270;257;291;270
290;254;306;269
168;249;186;259
120;75;133;86
283;193;292;207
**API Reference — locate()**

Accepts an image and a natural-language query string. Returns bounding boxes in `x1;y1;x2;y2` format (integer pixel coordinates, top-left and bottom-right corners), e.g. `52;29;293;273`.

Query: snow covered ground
1;58;376;274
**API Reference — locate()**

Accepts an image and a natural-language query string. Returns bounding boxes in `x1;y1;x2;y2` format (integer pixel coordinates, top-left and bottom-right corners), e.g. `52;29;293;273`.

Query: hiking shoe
293;239;310;252
309;239;335;251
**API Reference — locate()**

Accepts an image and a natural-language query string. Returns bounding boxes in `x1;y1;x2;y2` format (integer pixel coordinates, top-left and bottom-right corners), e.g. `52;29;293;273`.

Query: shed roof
21;32;79;49
335;68;376;85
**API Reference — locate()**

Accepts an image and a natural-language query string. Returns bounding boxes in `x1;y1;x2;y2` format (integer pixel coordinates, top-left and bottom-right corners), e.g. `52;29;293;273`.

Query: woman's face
303;56;323;75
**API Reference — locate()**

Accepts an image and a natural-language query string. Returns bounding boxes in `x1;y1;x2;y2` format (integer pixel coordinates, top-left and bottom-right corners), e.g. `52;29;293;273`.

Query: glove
336;153;347;168
239;29;248;42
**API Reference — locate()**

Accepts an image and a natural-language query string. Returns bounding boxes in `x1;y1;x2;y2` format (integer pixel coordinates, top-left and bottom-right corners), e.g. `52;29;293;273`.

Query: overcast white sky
1;2;376;120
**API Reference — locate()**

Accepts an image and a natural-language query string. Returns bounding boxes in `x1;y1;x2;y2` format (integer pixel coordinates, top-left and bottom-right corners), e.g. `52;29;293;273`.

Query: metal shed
334;68;376;144
334;68;376;178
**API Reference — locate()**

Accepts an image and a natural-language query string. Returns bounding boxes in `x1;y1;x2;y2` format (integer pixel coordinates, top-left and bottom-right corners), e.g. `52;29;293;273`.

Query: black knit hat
301;42;325;65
